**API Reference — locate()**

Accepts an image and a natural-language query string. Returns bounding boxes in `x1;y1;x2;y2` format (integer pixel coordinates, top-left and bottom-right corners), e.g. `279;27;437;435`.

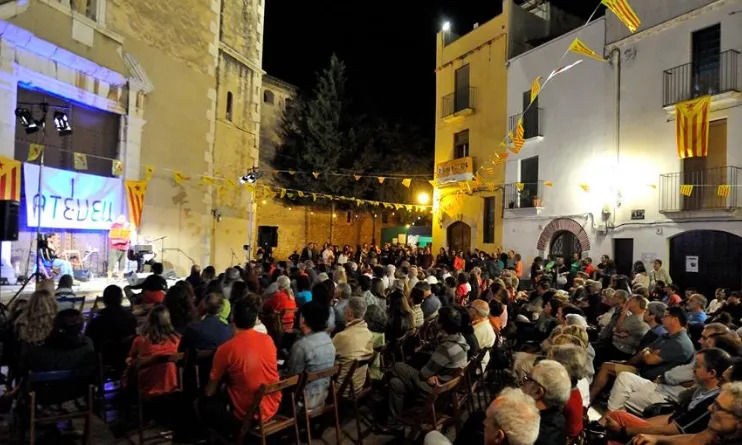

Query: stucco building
504;0;742;295
0;0;265;276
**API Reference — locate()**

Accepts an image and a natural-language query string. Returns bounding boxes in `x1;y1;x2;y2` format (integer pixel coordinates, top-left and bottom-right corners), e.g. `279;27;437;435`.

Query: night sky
263;0;602;138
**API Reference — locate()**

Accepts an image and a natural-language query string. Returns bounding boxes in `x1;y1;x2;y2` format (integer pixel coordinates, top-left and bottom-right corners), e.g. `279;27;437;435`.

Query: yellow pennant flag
579;184;590;192
73;153;88;170
112;160;124;176
199;175;214;186
569;38;606;62
144;165;155;181
377;177;385;184
676;95;711;159
428;180;436;187
646;184;657;190
217;186;227;197
544;181;553;187
312;193;317;202
286;193;294;198
516;182;524;191
530;76;542;103
487;183;496;192
602;0;641;33
354;175;361;181
312;172;320;179
280;189;286;198
27;143;43;162
227;179;236;189
717;185;731;198
173;171;190;184
680;184;694;197
510;120;525;154
263;186;271;197
401;178;412;188
297;191;305;198
288;169;296;175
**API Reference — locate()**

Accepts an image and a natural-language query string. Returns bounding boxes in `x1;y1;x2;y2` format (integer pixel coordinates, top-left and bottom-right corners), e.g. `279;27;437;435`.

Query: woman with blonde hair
333;267;347;285
14;290;57;344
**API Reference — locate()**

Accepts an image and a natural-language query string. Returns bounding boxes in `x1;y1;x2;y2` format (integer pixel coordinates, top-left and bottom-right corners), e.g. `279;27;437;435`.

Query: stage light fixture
53;111;72;136
238;169;263;185
15;108;40;134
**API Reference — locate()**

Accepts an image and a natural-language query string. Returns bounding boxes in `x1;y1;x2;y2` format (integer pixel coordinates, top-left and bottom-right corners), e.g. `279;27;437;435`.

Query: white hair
385;264;396;275
276;275;291;291
531;359;572;408
566;314;588;328
721;382;742;418
491;387;541;445
548;344;587;382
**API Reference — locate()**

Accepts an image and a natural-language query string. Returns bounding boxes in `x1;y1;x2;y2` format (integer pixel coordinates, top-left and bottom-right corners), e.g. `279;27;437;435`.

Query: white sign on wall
685;255;699;273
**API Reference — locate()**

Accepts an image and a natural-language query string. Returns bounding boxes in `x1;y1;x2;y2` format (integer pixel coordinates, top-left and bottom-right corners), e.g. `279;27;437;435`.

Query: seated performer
36;233;74;279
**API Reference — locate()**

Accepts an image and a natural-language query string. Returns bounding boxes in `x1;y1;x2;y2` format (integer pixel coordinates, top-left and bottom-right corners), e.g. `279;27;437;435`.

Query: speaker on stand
0;200;19;285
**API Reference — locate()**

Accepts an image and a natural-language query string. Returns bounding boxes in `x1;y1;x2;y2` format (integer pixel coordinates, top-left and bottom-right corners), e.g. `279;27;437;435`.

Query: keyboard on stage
133;244;153;254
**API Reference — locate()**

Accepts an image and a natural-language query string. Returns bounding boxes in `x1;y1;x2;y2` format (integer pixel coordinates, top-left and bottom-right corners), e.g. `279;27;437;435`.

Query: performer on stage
109;215;131;278
35;233;74;279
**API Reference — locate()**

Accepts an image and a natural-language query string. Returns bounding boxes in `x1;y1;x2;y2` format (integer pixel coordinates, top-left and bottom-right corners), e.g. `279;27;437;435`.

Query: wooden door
669;230;742;297
447;221;471;252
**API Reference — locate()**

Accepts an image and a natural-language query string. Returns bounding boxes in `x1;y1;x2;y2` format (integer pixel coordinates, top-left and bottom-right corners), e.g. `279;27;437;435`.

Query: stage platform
0;276;180;307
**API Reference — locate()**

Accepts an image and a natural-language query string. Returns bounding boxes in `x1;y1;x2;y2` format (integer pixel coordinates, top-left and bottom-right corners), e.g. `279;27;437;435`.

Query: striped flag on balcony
680;184;694;197
718;185;731;198
569;39;606;62
602;0;641;33
676;95;711;159
530;77;542;104
510;119;525;154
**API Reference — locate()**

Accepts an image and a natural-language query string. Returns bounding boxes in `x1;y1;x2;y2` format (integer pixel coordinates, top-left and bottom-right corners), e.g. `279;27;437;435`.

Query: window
454;64;471;112
521;91;540;139
347;211;352;223
263;90;274;104
519;156;539;208
454;130;470;159
226;91;233;121
483;197;496;244
692;24;721;95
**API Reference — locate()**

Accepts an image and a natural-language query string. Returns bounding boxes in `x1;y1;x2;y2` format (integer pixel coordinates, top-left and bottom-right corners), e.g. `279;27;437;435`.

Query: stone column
0;43;18;272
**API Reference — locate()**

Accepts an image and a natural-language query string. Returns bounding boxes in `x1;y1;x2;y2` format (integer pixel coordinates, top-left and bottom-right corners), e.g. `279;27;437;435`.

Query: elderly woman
522;359;572;445
548;344;589;440
263;275;297;331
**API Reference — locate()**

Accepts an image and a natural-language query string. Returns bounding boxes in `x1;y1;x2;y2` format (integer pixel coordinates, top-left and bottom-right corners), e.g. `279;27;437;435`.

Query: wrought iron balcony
504;180;545;209
508;108;543;140
662;50;740;107
659;166;741;213
441;87;476;118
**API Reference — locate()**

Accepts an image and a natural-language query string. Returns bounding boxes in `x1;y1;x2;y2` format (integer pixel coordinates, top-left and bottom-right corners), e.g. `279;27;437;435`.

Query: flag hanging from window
530;77;542;103
680;184;694;197
676;95;711;159
511;119;525;154
602;0;641;33
125;180;148;227
0;155;21;201
717;185;731;198
569;39;606;62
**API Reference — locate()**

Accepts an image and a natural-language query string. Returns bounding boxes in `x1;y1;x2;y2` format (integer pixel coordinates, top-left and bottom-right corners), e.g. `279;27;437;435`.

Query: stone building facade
0;0;264;276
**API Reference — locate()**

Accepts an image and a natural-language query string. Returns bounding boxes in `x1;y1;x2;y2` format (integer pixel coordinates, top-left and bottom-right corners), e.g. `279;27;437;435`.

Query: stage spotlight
15;108;40;134
238;169;263;184
53;111;72;136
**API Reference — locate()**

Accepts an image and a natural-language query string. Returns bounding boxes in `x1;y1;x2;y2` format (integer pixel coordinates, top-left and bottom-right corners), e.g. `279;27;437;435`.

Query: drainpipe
610;47;622;228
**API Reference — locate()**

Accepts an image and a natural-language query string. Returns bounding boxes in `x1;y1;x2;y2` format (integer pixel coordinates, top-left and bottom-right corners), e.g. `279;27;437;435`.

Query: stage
0;275;181;307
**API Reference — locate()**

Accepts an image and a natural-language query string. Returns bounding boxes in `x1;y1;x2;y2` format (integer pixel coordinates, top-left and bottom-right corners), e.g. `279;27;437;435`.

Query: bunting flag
493;152;509;165
401;178;412;188
144;165;155;181
297;191;305;198
0;155;21;201
530;76;542;103
354;175;361;181
428;180;436;187
676;95;711;159
125;180;148;227
646;184;657;189
377;177;385;184
487;183;496;192
199;175;214;186
312;172;320;179
717;185;731;198
579;184;590;192
569;38;606;62
547;60;583;81
288;169;296;175
73;153;88;170
516;182;525;191
312;193;317;202
280;189;287;198
544;181;553;187
112;160;124;176
602;0;641;33
511;119;525;154
173;171;190;185
680;184;694;197
27;143;43;162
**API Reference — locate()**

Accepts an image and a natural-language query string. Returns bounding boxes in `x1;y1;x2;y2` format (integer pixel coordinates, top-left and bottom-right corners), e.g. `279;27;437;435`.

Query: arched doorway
669;230;742;297
550;230;582;261
447;221;471;252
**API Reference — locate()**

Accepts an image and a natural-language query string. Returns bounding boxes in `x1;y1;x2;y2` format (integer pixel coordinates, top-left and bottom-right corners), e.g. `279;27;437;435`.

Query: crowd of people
0;241;741;445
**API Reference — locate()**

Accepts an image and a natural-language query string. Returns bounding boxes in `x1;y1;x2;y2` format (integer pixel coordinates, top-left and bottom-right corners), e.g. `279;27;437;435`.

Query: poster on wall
23;163;124;230
685;255;699;273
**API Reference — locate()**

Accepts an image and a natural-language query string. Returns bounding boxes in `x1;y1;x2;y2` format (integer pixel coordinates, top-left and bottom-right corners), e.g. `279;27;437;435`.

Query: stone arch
536;218;591;252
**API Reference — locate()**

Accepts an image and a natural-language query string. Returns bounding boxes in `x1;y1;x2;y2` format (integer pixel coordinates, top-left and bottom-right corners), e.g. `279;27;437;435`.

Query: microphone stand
230;248;239;267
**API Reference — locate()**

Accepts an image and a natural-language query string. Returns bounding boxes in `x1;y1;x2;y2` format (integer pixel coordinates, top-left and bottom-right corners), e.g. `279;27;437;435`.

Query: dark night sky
262;0;601;137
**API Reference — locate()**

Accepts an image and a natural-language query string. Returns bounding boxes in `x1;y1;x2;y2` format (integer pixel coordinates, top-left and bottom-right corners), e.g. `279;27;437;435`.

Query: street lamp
417;192;431;205
442;21;451;32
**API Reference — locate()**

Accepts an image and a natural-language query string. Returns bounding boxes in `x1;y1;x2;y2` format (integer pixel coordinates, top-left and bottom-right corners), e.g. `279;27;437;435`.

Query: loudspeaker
0;200;19;241
257;226;278;248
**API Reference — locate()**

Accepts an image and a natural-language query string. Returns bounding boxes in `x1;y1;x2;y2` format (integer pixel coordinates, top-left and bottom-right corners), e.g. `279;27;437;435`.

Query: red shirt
211;329;281;421
666;293;682;307
141;290;165;305
564;388;584;438
264;290;297;331
109;223;130;251
127;335;181;396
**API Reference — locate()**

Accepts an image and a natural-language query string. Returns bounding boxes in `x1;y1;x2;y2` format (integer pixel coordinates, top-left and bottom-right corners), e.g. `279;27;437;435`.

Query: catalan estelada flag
680;185;694;197
125;180;148;227
569;39;606;62
676;95;711;159
602;0;641;33
511;119;525;154
530;77;542;104
717;185;731;198
0;155;21;201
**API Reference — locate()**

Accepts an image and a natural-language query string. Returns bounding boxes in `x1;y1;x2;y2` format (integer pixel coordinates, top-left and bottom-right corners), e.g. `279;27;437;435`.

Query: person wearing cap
470;299;496;370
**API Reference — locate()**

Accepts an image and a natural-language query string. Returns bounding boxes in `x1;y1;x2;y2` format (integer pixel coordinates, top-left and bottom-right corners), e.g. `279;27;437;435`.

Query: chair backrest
334;360;359;396
304;364;339;384
187;348;216;390
134;353;185;397
237;374;301;441
28;366;98;406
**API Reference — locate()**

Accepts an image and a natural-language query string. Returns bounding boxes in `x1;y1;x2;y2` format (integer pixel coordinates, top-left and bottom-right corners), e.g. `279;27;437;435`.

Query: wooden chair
132;353;185;445
187;348;217;391
397;370;464;445
300;365;341;444
211;375;301;445
337;353;378;445
22;366;97;445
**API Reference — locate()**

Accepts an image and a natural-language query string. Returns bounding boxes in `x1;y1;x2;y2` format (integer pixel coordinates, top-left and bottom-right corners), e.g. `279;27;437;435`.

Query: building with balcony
502;0;742;295
433;0;585;252
0;0;266;276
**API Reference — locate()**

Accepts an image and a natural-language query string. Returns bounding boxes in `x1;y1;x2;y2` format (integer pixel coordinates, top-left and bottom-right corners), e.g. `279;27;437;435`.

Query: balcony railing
659;166;741;212
509;108;543;139
57;0;98;21
442;87;476;118
662;50;740;107
504;180;545;209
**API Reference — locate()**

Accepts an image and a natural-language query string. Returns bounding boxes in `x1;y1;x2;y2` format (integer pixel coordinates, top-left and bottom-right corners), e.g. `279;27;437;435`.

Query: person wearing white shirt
469;300;496;370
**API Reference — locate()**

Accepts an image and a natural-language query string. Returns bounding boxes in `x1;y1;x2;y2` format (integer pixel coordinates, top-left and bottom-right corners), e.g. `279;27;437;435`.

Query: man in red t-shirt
197;297;281;435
